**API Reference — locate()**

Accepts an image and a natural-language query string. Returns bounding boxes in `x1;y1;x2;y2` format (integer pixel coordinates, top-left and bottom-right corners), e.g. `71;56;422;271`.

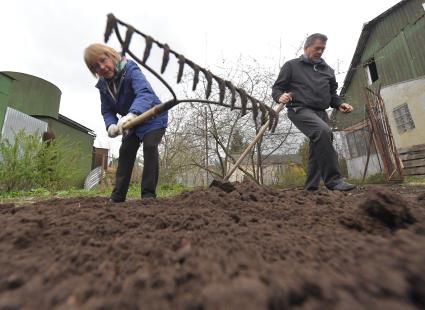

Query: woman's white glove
107;124;119;138
117;113;137;135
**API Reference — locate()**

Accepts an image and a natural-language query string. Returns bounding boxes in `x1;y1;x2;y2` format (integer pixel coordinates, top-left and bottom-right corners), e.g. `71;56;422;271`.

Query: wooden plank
399;151;425;159
343;120;368;132
403;166;425;175
402;158;425;168
399;149;425;155
398;144;425;154
400;152;425;161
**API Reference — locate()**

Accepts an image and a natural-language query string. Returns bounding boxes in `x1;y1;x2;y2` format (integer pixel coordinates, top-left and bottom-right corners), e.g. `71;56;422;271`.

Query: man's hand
107;124;119;138
117;113;137;135
339;103;354;113
278;92;293;104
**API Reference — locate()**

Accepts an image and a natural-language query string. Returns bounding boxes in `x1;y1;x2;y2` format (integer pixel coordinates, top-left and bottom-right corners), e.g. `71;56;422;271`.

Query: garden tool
210;98;290;193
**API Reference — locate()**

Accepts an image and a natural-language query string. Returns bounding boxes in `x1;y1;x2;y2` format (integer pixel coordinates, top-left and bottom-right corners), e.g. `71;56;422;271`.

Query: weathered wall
347;154;382;180
380;77;425;149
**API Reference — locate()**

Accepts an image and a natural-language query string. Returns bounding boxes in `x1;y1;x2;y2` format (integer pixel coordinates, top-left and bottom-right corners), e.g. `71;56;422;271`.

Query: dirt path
1;183;424;309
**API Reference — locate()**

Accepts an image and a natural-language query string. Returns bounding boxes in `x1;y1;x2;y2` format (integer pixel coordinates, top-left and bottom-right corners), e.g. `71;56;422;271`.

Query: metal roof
58;114;96;137
340;0;410;96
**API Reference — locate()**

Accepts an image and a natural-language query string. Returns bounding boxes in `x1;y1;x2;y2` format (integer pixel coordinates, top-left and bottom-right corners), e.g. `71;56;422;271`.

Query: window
365;58;379;85
393;103;415;133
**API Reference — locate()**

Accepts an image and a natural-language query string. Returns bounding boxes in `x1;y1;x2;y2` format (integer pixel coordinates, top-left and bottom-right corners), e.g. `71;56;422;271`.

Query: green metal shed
0;71;96;187
333;0;425;178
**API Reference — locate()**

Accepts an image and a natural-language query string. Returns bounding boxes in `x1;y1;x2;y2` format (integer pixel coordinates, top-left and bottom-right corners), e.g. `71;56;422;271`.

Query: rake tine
192;63;200;91
271;110;279;132
251;98;258;121
160;44;170;74
258;102;267;125
104;14;116;43
122;26;135;56
200;68;213;99
225;81;236;110
214;76;225;104
177;54;186;84
142;36;153;64
236;88;248;116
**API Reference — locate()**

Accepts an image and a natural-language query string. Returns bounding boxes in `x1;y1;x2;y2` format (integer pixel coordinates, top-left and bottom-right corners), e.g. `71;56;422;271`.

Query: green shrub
404;175;425;185
276;165;306;188
364;172;387;184
0;131;83;192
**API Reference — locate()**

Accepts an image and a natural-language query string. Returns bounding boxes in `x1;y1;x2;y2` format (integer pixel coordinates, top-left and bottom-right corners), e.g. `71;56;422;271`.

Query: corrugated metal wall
364;0;421;54
377;32;416;85
405;16;425;76
1;107;48;143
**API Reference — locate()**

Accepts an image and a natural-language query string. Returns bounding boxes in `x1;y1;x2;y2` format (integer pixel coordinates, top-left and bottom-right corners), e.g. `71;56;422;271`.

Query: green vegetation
276;164;306;188
404;175;425;185
0;131;191;203
0;131;84;193
0;183;190;204
297;138;309;172
363;172;387;184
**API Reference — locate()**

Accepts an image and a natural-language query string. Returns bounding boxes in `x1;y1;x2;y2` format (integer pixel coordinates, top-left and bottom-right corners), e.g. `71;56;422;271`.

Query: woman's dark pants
110;128;165;202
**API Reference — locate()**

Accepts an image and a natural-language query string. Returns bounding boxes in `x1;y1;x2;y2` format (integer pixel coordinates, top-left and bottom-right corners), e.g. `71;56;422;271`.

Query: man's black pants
287;107;342;190
111;128;165;201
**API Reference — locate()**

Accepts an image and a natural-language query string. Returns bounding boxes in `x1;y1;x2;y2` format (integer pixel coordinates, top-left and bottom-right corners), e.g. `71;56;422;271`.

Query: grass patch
404;175;425;185
0;183;191;204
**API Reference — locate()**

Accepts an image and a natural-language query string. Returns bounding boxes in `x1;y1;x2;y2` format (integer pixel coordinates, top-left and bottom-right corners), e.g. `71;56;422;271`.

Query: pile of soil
1;182;424;309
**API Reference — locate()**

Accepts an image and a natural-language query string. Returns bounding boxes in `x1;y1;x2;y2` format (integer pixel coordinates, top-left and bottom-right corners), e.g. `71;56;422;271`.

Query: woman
84;43;168;202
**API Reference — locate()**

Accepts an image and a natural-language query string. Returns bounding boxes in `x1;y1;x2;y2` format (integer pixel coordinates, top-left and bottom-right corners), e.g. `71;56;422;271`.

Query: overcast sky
1;0;400;155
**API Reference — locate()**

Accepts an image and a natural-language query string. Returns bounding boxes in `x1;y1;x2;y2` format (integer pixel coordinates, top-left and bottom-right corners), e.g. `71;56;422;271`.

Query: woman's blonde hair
84;43;121;77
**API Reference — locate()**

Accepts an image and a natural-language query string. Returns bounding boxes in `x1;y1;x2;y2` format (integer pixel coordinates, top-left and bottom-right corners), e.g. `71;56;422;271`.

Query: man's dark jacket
272;56;341;111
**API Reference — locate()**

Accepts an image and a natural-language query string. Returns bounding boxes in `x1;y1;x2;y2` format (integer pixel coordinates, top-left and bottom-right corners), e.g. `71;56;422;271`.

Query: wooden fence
399;144;425;176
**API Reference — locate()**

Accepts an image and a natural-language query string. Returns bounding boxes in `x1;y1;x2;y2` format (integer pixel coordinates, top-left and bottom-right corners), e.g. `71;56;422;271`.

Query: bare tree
157;56;301;186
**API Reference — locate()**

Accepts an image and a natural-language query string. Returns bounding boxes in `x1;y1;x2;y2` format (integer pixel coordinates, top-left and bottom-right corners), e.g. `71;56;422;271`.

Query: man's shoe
141;195;156;199
329;182;356;191
142;192;156;199
109;198;124;203
305;187;319;192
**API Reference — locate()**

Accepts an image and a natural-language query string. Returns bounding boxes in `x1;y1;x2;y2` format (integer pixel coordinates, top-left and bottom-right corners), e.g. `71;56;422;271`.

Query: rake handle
222;101;287;182
122;99;177;130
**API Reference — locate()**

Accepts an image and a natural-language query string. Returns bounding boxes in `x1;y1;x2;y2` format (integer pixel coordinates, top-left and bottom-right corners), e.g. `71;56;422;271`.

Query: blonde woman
84;43;167;202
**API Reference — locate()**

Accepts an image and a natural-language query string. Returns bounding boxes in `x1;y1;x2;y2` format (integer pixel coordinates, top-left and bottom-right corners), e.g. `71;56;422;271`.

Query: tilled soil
0;182;424;309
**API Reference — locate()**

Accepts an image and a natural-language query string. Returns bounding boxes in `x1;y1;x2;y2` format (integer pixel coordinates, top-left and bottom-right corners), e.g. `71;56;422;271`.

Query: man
272;33;356;191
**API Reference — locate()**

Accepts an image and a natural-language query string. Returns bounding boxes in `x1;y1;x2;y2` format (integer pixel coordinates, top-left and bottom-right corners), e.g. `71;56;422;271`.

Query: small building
0;71;96;186
334;0;425;179
92;147;110;171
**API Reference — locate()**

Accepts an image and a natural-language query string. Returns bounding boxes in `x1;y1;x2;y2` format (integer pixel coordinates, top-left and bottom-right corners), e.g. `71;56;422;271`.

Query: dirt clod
359;189;415;229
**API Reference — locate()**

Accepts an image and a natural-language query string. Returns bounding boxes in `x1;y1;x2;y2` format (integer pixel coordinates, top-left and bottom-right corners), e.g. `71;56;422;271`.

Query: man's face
304;39;326;62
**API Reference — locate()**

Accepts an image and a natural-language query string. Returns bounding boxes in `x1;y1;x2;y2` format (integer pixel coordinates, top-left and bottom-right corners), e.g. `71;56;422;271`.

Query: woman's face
93;54;115;79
